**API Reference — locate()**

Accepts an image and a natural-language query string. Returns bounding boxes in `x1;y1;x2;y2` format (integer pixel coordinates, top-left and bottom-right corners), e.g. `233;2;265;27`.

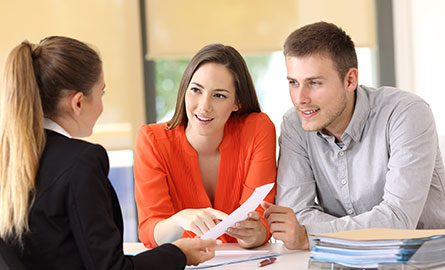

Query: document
310;228;445;268
312;227;445;242
201;183;274;240
186;245;280;269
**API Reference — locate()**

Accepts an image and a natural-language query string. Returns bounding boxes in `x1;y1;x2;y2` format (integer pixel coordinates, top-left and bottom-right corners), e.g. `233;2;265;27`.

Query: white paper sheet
201;183;274;240
186;249;279;269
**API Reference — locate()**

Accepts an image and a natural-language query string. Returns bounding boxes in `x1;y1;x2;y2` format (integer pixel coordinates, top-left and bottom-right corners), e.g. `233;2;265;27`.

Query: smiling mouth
195;114;214;122
301;108;320;115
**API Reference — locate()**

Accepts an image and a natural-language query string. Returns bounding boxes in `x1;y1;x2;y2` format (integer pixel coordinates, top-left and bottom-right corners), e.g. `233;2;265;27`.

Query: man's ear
344;68;359;92
69;92;85;116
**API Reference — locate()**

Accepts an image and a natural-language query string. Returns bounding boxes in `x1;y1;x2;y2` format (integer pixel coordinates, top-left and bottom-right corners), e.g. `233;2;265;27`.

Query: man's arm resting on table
262;201;309;250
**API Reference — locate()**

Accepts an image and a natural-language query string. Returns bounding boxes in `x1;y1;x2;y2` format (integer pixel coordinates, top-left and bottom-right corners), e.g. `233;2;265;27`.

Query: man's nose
294;85;310;105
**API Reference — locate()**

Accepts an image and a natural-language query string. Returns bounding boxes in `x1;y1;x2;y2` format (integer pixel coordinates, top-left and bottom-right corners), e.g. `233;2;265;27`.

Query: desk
124;242;312;269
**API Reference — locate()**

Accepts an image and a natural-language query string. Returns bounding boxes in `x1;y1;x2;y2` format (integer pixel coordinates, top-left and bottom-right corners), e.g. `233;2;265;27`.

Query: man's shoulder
359;85;435;139
282;107;307;133
280;107;313;145
361;85;426;108
283;107;301;124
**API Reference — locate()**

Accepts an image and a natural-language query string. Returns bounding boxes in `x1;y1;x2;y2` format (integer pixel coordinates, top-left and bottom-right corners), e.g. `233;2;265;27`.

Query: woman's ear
69;92;85;116
233;101;241;112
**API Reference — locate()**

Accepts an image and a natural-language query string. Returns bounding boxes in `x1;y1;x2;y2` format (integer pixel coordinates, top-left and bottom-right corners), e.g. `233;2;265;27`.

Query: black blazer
13;130;186;270
0;238;26;270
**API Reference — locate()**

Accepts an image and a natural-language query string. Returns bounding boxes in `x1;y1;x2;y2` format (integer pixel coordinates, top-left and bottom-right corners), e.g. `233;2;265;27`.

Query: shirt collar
343;85;371;142
43;118;72;138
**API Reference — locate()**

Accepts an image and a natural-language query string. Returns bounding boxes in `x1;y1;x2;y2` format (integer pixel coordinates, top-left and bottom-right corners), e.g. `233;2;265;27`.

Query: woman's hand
225;211;267;248
174;208;228;236
173;238;219;266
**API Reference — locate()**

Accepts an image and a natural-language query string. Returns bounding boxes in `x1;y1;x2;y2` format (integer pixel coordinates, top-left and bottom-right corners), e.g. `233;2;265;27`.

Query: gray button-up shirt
277;85;445;235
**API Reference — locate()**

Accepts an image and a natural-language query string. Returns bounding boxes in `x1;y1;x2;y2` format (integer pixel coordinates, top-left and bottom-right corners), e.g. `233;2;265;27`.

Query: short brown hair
166;43;261;130
283;22;357;80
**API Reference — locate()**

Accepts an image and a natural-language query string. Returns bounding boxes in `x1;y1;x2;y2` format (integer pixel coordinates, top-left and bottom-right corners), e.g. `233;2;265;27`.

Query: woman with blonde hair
0;36;217;269
135;44;276;249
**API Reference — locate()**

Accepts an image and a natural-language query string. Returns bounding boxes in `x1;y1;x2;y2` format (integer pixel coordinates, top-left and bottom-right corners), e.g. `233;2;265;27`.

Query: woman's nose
198;95;212;112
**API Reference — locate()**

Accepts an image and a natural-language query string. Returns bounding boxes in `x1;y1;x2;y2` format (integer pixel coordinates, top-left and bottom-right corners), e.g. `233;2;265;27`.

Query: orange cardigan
134;112;276;248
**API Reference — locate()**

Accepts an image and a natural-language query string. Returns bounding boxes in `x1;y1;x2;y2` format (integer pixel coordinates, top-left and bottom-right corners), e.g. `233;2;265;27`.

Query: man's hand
262;201;309;250
225;211;267;248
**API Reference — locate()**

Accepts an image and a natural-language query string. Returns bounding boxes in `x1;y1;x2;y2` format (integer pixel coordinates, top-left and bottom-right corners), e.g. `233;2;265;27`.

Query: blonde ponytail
1;36;102;244
0;42;45;243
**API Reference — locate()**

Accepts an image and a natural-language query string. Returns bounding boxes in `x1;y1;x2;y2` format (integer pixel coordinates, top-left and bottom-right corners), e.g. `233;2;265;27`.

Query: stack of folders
310;228;445;269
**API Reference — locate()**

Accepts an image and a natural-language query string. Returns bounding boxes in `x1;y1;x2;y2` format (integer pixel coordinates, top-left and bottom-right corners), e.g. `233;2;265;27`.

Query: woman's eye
214;93;227;99
190;87;201;93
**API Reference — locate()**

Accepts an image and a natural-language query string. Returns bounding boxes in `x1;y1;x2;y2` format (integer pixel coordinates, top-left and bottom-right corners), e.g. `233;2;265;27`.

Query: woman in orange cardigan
134;44;276;249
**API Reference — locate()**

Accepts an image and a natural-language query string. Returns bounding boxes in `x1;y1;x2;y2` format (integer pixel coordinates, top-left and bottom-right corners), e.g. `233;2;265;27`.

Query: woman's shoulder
139;122;167;133
136;122;185;149
137;122;177;139
232;112;275;133
44;130;107;165
38;131;109;191
222;112;276;153
247;112;274;123
45;130;105;153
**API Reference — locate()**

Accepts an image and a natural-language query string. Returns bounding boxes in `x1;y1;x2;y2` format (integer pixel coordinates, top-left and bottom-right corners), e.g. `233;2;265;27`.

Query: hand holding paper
226;210;267;248
201;183;274;240
175;208;228;236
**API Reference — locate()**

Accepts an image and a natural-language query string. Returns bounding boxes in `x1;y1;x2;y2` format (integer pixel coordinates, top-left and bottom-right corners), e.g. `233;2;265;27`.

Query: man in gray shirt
262;22;445;250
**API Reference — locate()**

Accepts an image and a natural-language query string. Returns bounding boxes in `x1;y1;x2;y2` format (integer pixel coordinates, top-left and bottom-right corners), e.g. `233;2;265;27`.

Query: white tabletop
124;242;312;269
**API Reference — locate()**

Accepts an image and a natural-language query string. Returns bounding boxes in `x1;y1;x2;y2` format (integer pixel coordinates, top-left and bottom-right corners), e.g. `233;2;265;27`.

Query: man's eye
289;80;298;86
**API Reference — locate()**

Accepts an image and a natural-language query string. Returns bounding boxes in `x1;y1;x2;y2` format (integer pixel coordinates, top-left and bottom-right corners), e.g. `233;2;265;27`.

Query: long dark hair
167;43;261;129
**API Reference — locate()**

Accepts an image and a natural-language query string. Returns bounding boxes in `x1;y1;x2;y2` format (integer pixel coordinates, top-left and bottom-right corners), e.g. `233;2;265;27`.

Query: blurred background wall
1;0;444;241
393;0;445;136
0;0;145;150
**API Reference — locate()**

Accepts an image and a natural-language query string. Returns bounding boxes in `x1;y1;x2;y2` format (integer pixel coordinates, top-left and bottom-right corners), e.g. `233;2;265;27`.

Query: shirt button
348;209;354;214
339;151;344;156
341;179;347;185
